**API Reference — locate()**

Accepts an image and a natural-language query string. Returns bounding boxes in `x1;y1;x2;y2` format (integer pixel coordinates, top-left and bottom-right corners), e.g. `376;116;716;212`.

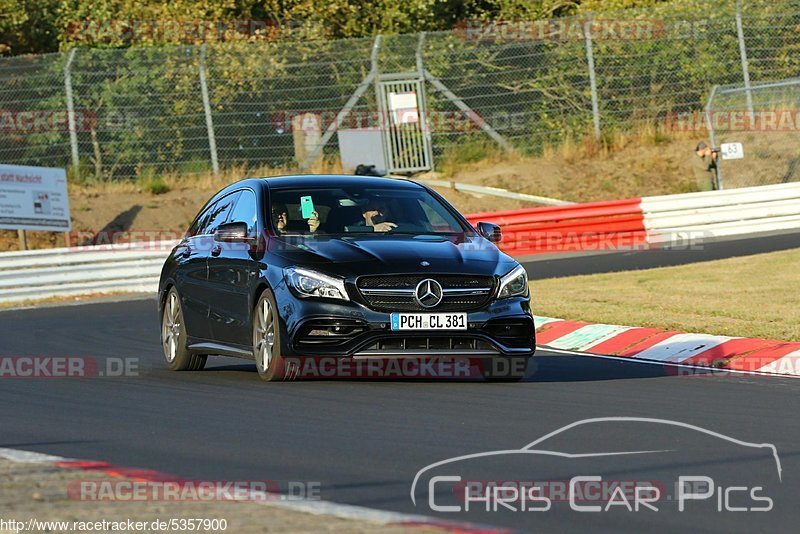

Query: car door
206;189;260;348
175;202;216;342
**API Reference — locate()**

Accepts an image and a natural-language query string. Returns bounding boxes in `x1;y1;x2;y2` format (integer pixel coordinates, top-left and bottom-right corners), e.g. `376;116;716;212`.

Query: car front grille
356;274;495;312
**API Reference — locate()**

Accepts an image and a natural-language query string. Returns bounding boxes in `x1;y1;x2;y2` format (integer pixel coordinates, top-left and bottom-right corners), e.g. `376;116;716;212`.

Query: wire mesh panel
206;38;376;170
378;78;433;173
0;53;72;171
708;78;800;188
69;46;211;181
422;27;594;158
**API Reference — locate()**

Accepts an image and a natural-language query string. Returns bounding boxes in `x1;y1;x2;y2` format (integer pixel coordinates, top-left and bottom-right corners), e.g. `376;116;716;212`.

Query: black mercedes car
158;175;535;381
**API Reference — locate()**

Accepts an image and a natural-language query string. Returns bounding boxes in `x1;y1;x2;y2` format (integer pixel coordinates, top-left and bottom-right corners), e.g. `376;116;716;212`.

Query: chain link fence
1;0;799;187
707;78;800;188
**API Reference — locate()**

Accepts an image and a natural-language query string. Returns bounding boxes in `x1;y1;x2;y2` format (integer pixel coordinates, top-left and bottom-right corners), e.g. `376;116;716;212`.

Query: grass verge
530;248;800;342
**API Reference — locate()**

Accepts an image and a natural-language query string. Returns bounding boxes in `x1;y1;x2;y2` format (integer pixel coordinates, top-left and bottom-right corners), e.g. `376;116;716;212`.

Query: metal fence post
63;48;80;177
705;84;724;190
736;0;754;115
373;35;387;171
199;45;220;176
584;14;602;140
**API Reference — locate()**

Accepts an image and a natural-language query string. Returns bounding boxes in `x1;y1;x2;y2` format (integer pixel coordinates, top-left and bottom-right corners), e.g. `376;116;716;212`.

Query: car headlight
498;265;528;299
284;267;350;301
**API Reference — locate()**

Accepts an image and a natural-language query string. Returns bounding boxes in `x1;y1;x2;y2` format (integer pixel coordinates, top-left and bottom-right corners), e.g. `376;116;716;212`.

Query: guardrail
2;182;800;304
467;182;800;255
642;182;800;242
466;198;647;256
0;242;174;304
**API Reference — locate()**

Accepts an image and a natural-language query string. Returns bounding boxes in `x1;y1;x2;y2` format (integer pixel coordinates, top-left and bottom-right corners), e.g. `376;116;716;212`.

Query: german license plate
390;312;467;331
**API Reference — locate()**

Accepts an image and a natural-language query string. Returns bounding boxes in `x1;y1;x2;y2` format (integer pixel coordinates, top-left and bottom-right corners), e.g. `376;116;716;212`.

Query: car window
188;201;216;237
269;186;465;236
204;192;239;236
228;189;258;236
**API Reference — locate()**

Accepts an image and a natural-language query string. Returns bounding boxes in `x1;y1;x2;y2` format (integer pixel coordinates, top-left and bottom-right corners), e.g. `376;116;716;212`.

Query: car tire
161;287;207;371
253;289;286;382
483;356;529;382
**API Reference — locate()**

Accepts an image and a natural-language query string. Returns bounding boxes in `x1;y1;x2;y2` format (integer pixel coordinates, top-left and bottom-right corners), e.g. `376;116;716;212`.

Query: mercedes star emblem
414;278;443;308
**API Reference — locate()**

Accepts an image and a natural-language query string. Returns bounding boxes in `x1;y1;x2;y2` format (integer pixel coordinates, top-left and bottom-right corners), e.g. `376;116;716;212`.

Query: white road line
0;447;65;463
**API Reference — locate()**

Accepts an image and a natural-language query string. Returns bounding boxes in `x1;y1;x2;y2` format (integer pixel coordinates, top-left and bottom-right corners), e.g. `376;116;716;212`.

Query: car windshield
269;185;466;236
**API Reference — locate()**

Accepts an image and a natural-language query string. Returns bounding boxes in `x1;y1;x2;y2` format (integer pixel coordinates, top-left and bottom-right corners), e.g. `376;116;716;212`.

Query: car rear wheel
162;287;207;371
253;289;286;381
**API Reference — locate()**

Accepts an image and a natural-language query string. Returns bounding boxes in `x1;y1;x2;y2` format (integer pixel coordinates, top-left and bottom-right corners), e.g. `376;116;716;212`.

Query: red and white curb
535;316;800;377
0;448;505;533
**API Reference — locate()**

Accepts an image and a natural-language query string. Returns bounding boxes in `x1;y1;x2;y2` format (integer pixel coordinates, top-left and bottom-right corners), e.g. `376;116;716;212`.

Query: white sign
720;142;744;160
388;91;419;125
0;164;71;232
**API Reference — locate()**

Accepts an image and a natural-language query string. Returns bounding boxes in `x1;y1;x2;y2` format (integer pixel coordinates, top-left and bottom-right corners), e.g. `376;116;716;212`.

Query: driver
361;198;397;233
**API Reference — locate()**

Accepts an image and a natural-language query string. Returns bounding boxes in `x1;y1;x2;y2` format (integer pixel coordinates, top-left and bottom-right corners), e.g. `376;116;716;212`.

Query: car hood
268;233;516;276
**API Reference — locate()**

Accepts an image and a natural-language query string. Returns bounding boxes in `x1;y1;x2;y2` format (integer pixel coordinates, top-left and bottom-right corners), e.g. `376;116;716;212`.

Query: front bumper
275;286;535;358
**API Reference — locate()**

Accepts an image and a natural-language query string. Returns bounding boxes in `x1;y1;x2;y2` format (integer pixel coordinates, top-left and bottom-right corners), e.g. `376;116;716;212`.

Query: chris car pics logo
410;417;781;514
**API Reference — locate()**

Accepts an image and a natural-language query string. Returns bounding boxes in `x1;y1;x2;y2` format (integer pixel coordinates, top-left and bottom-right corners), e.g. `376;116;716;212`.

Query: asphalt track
3;233;800;532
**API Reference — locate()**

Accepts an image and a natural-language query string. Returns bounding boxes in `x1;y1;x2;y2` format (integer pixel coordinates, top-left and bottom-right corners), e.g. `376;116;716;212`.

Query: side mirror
215;221;251;243
477;221;502;243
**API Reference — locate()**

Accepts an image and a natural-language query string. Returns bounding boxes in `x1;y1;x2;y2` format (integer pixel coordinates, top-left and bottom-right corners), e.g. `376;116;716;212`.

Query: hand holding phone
300;196;315;219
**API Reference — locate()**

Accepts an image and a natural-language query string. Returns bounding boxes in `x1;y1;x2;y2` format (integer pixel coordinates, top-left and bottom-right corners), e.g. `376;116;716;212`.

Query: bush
140;176;170;195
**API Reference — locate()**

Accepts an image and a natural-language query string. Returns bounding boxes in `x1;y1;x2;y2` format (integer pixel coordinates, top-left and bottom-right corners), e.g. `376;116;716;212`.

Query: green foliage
444;138;499;165
439;137;506;175
139;174;170;195
0;0;61;55
0;0;688;55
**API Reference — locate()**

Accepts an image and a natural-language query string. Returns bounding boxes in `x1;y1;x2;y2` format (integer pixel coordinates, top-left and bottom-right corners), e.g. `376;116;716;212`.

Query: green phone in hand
300;196;315;219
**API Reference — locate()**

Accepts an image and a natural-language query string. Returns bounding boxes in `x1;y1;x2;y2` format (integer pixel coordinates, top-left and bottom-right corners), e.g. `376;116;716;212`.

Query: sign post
17;229;27;250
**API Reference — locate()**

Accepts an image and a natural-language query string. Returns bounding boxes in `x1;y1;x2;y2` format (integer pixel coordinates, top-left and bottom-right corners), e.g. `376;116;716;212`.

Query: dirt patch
0;187;214;252
0;457;437;533
444;136;699;203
